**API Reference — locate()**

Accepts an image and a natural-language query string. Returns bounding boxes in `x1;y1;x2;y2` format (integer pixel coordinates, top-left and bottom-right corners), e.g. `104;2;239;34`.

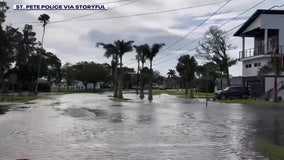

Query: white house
234;9;284;99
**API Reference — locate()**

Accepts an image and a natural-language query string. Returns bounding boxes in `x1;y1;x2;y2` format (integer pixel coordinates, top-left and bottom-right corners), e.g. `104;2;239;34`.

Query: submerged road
0;93;283;159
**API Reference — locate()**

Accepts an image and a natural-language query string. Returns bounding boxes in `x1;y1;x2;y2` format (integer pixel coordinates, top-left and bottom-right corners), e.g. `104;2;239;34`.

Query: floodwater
0;93;283;159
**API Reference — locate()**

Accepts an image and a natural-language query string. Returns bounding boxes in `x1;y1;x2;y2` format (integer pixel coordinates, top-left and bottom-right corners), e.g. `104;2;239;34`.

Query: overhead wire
149;0;267;64
152;6;284;67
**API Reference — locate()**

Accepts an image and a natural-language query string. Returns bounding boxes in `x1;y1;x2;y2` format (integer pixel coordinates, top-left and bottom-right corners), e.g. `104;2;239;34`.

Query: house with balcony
234;9;284;99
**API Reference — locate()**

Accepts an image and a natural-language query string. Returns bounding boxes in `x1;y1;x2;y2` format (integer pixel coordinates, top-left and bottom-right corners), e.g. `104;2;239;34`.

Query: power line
150;0;267;65
59;0;228;22
126;0;232;67
157;0;232;55
152;8;283;67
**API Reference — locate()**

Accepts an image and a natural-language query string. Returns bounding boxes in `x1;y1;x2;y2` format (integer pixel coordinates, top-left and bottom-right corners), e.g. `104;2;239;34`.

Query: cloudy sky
4;0;284;76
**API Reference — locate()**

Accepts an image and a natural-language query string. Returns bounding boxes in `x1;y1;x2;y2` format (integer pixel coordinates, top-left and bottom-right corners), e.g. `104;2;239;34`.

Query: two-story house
234;9;284;99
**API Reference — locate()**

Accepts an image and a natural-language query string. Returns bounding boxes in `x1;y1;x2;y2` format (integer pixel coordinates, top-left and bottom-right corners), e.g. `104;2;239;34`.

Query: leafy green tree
72;62;110;91
0;1;9;24
141;43;165;101
13;25;38;92
62;63;75;90
196;62;218;93
176;55;197;97
197;26;237;87
0;26;22;91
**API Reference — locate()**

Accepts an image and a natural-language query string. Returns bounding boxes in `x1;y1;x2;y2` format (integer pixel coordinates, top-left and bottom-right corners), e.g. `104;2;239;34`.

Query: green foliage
0;1;9;24
195;62;218;92
257;140;284;160
176;54;197;82
167;69;176;78
63;62;111;90
38;14;50;27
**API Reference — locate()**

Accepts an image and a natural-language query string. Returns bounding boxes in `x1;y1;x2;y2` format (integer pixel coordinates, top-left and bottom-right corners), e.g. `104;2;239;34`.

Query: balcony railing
239;45;284;59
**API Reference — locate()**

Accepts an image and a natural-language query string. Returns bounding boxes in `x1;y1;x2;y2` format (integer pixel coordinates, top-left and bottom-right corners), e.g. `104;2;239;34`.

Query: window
254;62;261;67
245;64;252;68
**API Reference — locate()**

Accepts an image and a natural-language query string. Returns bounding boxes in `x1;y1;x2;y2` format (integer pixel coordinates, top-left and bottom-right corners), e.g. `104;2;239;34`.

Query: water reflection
0;105;9;115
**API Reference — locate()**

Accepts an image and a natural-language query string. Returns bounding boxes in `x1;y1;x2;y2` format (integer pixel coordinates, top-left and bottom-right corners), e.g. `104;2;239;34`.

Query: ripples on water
0;93;282;159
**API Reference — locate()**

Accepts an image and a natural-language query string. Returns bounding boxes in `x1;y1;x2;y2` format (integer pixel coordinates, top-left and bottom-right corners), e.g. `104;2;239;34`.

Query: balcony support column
264;28;268;54
242;36;245;58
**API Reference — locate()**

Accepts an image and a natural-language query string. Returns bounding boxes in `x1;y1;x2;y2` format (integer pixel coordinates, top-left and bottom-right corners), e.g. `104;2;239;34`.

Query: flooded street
0;93;283;159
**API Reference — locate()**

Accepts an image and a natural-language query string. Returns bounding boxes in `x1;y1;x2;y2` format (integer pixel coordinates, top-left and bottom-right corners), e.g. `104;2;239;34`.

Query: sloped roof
234;9;284;36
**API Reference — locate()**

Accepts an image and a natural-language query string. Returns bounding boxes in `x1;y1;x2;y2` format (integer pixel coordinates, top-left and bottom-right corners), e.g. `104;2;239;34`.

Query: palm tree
134;44;148;99
96;43;119;97
142;43;165;101
258;51;283;102
167;69;176;78
35;13;50;94
115;40;134;98
176;55;197;97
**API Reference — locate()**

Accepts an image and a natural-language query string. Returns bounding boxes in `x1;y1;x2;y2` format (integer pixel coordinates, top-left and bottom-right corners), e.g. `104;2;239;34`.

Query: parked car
214;86;250;100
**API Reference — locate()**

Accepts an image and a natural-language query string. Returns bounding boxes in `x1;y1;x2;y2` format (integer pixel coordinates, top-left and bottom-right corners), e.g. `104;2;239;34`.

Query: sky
3;0;284;76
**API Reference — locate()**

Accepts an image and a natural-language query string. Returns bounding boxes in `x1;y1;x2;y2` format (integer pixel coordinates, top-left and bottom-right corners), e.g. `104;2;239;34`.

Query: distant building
234;9;284;99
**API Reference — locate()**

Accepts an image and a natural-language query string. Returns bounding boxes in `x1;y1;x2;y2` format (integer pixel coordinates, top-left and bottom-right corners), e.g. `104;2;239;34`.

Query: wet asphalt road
0;93;283;159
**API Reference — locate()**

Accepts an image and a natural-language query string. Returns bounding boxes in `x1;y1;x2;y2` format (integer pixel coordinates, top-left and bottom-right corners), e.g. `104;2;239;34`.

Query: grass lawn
153;89;214;98
51;88;108;94
219;99;284;106
257;140;284;160
0;95;37;102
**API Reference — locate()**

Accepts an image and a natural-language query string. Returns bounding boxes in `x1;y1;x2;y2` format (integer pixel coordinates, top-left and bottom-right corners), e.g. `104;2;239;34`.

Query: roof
234;9;284;36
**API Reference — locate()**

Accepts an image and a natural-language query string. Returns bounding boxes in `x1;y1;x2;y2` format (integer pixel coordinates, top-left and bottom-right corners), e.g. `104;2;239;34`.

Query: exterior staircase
262;81;284;101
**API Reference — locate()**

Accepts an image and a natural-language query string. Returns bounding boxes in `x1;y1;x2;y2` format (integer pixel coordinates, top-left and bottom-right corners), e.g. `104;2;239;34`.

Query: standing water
0;93;283;159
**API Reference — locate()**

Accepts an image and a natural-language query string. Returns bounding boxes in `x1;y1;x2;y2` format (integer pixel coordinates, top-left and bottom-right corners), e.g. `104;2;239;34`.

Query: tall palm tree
134;44;148;99
115;40;134;98
258;51;283;102
96;43;119;97
134;45;142;95
142;43;165;101
35;13;50;94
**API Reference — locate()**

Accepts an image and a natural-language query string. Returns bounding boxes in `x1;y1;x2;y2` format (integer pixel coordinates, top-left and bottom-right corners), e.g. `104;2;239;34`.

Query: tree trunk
274;75;278;103
139;63;144;99
118;56;123;98
220;76;223;90
185;78;188;96
58;83;61;92
225;69;230;87
93;82;97;92
85;83;88;90
148;60;153;101
114;62;118;97
136;57;140;95
190;81;194;98
0;75;4;93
